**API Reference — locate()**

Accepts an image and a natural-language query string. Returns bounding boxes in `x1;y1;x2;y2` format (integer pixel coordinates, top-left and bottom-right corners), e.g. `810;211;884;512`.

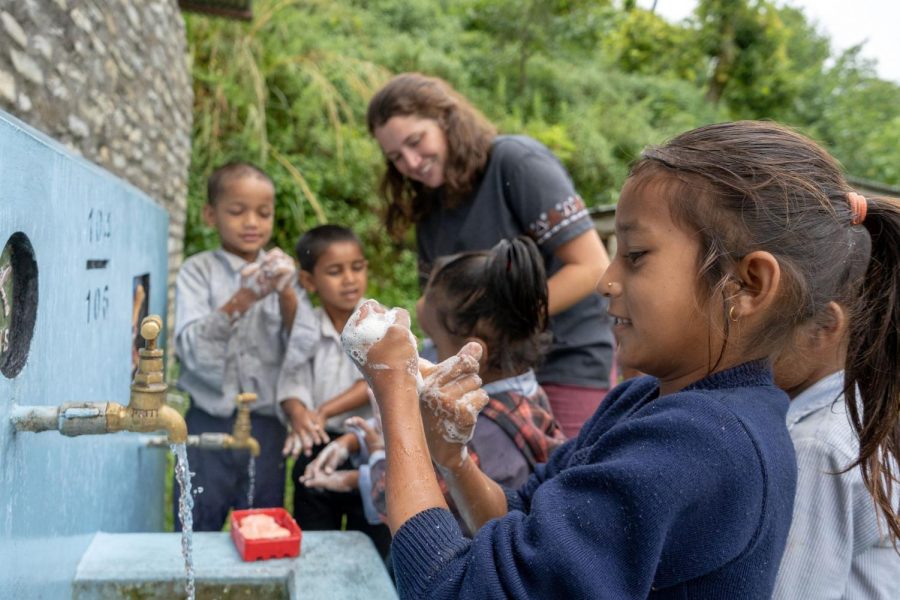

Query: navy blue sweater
391;361;797;599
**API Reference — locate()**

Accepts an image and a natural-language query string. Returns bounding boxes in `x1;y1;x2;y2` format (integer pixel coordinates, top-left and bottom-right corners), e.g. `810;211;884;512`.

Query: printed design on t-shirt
528;195;590;245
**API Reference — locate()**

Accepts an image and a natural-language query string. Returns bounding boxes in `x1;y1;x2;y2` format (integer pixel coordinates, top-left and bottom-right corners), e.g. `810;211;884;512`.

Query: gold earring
607;282;613;288
729;306;739;322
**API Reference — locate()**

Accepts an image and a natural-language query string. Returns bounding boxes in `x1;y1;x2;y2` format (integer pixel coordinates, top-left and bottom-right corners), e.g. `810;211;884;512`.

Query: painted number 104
88;208;112;242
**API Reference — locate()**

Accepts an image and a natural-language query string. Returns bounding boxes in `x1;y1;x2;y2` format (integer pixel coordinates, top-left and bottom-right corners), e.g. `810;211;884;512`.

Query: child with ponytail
342;121;900;599
302;236;565;532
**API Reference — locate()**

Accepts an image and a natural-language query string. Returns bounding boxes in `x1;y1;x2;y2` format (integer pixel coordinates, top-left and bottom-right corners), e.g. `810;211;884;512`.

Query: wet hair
206;161;274;205
366;72;497;241
630;120;900;544
294;224;363;272
424;236;550;375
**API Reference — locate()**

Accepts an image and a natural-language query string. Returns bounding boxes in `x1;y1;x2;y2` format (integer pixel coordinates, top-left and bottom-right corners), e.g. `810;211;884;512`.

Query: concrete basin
72;530;397;599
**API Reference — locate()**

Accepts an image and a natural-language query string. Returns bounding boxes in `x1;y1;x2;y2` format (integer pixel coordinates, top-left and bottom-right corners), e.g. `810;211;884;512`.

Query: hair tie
847;192;867;225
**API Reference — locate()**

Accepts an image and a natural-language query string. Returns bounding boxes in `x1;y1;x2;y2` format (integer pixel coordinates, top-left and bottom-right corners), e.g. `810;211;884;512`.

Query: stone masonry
0;0;192;320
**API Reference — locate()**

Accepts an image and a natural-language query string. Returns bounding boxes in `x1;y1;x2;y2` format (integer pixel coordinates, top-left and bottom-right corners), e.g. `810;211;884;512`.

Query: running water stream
246;456;256;508
173;443;196;600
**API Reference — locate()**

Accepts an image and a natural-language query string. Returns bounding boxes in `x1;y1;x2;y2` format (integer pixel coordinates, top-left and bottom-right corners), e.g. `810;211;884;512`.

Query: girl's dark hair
207;161;274;205
425;236;550;375
366;72;497;241
631;120;900;544
294;224;362;272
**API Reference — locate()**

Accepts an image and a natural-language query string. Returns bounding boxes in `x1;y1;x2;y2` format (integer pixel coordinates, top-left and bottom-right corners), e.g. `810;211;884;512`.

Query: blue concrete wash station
0;111;396;599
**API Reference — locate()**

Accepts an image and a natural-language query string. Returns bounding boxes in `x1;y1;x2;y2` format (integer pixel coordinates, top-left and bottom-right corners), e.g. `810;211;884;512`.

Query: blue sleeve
508;377;643;513
505;436;578;514
391;394;769;599
358;450;387;526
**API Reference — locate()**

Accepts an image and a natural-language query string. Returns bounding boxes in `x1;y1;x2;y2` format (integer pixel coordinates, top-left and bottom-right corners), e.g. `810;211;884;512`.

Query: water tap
10;315;188;443
226;392;261;456
145;393;260;456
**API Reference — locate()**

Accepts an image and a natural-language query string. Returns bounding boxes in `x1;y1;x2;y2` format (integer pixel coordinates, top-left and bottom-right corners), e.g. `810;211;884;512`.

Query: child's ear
298;269;316;294
202;203;216;228
731;251;780;321
816;300;849;349
464;337;489;374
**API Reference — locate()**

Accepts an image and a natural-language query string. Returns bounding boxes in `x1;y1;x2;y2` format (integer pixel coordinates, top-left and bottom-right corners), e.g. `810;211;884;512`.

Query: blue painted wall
0;111;170;598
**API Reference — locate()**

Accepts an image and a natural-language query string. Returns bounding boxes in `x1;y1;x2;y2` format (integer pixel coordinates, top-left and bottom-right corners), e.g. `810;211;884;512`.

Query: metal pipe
145;431;260;456
8;315;188;444
9;404;62;433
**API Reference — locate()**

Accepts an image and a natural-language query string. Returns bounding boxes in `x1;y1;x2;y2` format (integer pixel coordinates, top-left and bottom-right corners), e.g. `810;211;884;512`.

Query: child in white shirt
277;225;389;558
174;161;311;531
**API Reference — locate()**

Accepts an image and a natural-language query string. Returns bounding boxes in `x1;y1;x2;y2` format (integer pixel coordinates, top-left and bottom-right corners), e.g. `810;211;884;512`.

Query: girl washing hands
303;237;565;530
344;121;900;599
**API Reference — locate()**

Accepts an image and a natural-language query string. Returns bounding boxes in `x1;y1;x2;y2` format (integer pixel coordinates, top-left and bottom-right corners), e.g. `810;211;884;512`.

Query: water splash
246;456;256;508
172;443;195;600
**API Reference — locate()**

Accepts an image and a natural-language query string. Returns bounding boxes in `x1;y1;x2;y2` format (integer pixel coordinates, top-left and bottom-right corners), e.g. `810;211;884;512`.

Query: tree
695;0;795;117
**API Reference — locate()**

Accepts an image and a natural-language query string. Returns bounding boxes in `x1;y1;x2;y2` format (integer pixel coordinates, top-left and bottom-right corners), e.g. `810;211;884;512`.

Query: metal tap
226;392;261;456
10;315;187;443
145;392;260;456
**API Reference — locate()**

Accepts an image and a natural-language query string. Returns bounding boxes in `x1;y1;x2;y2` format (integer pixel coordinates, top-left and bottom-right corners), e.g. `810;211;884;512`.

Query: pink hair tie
847;192;867;225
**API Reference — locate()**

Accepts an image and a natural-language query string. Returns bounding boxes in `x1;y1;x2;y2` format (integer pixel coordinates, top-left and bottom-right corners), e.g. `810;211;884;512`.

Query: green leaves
183;0;900;316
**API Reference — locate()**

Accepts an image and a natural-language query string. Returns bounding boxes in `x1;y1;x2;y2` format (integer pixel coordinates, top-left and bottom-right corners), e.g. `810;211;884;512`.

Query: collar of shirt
481;370;538;397
317;307;341;342
785;370;845;430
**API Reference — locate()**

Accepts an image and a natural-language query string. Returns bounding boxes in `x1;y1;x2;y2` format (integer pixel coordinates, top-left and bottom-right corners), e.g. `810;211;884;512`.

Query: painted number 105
86;285;109;323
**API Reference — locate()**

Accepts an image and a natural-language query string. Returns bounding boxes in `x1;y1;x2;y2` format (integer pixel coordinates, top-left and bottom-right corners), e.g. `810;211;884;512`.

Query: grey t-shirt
416;135;614;388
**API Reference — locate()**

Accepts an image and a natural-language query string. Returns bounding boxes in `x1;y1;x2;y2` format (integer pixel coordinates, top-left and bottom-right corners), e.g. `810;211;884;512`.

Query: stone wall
0;0;192;319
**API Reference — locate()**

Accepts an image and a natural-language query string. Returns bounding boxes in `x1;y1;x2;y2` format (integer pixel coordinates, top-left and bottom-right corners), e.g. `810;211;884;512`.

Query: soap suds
341;300;399;366
341;300;420;378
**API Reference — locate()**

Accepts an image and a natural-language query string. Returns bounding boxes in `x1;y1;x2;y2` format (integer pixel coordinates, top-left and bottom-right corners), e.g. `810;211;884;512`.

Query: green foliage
603;8;704;81
183;0;900;319
185;1;410;307
801;49;900;185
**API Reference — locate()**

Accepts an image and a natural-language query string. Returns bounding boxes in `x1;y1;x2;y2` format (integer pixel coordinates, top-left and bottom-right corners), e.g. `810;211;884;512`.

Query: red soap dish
230;508;302;561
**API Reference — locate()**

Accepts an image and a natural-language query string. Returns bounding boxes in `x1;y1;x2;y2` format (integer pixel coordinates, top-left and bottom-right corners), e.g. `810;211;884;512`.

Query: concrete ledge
73;531;397;600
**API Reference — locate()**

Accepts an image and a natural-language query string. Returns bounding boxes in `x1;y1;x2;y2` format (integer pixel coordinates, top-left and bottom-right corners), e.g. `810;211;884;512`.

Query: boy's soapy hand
418;343;488;470
340;300;419;392
237;249;295;299
301;469;359;493
300;437;352;484
238;262;274;299
281;398;330;459
260;248;296;293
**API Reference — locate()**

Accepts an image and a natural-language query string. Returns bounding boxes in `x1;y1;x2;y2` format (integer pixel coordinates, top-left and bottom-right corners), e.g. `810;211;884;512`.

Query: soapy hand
301;469;359;493
239;262;272;298
300;438;351;485
281;399;330;459
340;300;419;387
418;342;488;469
239;248;297;298
260;247;296;293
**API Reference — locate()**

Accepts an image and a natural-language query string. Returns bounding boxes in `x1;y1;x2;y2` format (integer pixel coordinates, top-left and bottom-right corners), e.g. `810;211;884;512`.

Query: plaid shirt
365;372;566;525
480;386;566;469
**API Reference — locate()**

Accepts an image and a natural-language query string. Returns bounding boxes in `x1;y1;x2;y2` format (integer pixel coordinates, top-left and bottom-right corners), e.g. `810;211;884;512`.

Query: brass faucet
145;392;260;456
10;315;187;443
225;392;261;456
